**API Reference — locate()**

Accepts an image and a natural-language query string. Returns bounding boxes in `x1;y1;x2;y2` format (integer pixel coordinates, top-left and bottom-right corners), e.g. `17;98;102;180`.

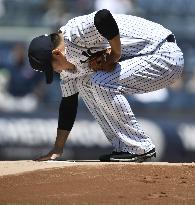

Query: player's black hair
50;33;61;49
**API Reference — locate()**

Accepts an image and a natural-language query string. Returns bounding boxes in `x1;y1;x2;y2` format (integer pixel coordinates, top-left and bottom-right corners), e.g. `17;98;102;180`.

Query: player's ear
52;49;63;59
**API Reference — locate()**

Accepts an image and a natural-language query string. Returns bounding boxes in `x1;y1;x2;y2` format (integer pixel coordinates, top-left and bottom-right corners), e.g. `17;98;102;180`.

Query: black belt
166;34;175;42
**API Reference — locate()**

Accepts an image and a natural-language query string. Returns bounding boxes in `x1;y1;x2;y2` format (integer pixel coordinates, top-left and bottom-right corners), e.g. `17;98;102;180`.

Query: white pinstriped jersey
60;11;172;97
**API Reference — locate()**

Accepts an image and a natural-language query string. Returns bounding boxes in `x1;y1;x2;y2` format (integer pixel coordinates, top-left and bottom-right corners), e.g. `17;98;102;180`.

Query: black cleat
99;148;156;162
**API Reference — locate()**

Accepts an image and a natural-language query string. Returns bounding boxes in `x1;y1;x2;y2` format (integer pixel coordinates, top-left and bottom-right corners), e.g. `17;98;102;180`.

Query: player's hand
35;147;63;161
89;48;118;72
35;129;69;161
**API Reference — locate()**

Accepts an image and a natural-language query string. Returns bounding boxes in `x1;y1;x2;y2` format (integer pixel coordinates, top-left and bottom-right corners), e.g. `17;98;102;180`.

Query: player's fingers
89;60;100;71
34;153;61;161
34;155;52;161
96;56;102;65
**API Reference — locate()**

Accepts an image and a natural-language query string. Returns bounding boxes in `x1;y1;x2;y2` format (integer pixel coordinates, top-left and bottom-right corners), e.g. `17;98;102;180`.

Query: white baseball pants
77;41;184;154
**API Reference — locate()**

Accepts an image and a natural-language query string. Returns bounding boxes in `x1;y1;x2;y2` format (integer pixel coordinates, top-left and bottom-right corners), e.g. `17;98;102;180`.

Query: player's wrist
109;50;121;63
54;128;70;150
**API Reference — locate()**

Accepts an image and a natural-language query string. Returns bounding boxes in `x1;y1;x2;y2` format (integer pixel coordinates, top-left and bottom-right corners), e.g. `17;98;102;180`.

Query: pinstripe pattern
91;42;183;95
77;75;142;153
59;11;184;154
60;77;78;97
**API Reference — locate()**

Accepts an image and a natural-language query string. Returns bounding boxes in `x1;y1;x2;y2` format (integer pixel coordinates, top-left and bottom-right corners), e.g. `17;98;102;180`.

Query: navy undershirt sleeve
58;93;78;131
94;9;119;40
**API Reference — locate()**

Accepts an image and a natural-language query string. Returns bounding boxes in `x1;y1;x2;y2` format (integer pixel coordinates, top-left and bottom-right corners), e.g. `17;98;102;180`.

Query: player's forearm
54;128;70;151
109;34;121;63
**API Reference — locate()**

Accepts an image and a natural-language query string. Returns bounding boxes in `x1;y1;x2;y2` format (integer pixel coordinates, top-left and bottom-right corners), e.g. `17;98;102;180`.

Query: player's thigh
91;54;183;94
91;56;152;93
77;75;92;93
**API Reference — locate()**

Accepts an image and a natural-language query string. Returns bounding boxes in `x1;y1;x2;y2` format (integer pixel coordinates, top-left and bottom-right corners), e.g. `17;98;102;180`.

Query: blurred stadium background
0;0;195;162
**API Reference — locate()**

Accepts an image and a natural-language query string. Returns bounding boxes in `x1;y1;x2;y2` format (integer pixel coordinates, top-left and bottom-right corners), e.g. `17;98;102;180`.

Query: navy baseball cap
28;34;54;84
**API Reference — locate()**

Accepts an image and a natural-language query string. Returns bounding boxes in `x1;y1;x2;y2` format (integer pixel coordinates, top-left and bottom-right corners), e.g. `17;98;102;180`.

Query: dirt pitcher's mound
0;161;195;205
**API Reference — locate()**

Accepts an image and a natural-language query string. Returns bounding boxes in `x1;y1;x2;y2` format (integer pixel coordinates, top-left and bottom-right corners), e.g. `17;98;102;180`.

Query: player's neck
57;33;75;70
57;34;66;55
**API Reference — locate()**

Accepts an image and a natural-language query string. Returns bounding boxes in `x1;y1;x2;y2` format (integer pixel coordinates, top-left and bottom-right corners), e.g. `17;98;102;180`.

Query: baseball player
28;9;184;162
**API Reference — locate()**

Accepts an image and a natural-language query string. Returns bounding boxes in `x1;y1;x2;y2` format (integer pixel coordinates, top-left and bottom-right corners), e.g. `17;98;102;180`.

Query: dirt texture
0;161;195;205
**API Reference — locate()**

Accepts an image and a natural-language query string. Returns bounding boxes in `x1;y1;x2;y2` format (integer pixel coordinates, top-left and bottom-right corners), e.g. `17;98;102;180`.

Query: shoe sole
109;151;156;162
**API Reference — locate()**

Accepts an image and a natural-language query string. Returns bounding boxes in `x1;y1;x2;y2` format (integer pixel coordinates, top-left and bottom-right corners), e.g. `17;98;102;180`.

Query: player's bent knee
90;73;102;87
91;71;111;87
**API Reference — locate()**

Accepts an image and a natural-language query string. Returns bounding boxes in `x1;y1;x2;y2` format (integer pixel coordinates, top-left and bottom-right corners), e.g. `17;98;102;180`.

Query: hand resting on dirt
35;129;70;161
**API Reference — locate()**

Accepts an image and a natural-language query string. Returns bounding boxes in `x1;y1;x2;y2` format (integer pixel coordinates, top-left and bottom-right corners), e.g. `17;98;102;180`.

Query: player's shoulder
113;13;143;21
68;11;97;25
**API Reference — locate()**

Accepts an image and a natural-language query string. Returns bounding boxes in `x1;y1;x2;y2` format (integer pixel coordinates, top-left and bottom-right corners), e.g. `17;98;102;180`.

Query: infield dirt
0;161;195;205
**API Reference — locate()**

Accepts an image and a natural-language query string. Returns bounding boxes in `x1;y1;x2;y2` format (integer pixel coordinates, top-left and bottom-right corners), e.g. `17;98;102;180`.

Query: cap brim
45;66;53;84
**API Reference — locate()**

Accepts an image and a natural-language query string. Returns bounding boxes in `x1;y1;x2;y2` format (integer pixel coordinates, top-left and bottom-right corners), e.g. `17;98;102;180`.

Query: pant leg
92;41;184;95
90;41;184;154
91;76;155;154
77;75;131;151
